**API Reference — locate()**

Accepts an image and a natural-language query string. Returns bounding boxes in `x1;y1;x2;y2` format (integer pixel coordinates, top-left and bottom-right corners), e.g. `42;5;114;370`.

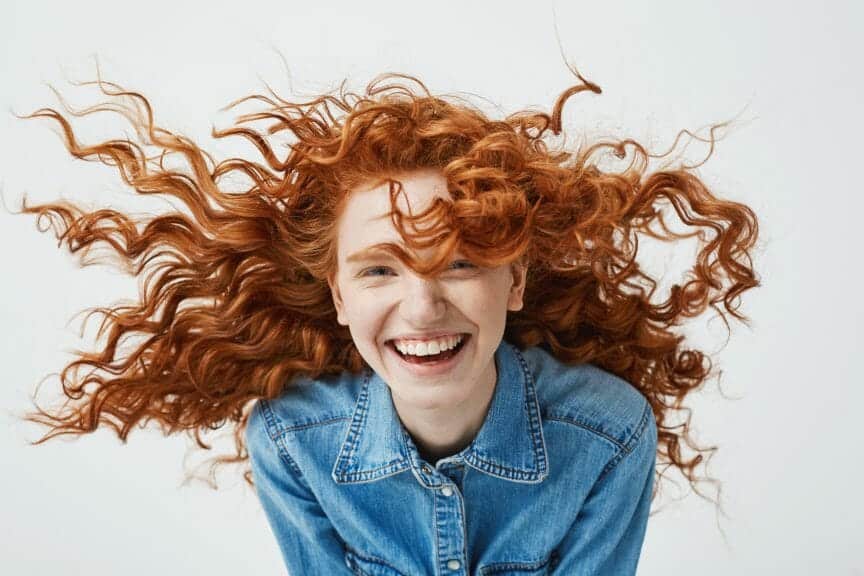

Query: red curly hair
11;68;759;509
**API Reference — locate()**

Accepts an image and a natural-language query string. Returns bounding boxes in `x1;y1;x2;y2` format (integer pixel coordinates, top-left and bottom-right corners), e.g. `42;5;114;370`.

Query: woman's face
327;169;527;413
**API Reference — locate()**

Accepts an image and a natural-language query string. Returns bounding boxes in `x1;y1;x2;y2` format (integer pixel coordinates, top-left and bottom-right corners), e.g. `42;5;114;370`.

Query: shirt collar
331;339;549;486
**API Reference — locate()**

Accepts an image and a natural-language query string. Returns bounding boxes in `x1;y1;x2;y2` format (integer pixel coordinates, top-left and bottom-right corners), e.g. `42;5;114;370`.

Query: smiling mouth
386;334;470;364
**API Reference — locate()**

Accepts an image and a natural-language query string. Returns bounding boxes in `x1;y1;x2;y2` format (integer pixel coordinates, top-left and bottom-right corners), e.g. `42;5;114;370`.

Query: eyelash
359;260;476;277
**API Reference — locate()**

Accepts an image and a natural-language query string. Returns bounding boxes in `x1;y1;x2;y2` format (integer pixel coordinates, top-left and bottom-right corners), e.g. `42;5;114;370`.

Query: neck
391;359;498;465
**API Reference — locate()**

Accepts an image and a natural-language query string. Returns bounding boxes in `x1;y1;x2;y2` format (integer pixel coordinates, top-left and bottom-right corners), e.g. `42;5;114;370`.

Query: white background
1;1;862;574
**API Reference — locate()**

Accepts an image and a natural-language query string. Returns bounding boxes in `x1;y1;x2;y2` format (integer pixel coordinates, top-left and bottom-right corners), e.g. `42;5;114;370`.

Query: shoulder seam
251;400;304;477
543;414;627;451
257;397;353;439
276;415;352;436
597;399;653;480
255;398;283;441
255;399;353;478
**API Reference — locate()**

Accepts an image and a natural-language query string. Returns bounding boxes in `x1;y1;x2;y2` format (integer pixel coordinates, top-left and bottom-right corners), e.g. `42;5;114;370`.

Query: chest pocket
477;550;559;575
344;549;408;576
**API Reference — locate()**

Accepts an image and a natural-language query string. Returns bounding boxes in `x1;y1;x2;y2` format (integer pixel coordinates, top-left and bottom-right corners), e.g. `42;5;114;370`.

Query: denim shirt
246;339;657;576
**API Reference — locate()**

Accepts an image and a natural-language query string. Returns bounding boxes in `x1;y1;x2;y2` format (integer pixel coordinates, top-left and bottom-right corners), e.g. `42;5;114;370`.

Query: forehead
336;170;452;249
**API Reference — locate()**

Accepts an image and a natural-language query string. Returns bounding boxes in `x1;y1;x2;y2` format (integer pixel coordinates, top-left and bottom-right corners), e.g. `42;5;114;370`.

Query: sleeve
552;401;658;576
245;401;353;575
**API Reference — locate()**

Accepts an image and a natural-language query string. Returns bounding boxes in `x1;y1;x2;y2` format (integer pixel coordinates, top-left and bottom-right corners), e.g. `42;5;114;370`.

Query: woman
14;68;759;574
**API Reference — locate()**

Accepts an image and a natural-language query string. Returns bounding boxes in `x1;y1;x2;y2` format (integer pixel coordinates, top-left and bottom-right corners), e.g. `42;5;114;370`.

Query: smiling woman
9;68;760;575
327;170;527;465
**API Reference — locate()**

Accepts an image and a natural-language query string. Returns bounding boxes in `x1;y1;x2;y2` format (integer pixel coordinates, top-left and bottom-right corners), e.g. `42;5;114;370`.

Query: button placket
433;473;466;575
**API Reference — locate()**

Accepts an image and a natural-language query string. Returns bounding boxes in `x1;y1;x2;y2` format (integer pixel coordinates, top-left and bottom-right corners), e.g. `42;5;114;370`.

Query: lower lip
386;335;470;377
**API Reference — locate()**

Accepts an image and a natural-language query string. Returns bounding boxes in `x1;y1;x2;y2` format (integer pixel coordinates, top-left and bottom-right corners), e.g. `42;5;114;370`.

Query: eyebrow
345;246;395;266
345;243;467;268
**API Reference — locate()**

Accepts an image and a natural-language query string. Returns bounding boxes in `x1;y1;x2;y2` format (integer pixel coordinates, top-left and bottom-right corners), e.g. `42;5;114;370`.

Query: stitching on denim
273;434;305;477
597;399;652;480
344;546;408;575
478;550;554;574
458;481;469;574
337;370;371;469
338;460;410;483
457;484;471;572
542;414;625;450
334;370;411;483
512;344;549;478
466;453;545;482
258;398;284;441
464;343;548;482
335;370;415;482
433;485;442;576
258;399;306;477
272;416;350;436
258;393;352;438
432;478;468;574
331;372;367;480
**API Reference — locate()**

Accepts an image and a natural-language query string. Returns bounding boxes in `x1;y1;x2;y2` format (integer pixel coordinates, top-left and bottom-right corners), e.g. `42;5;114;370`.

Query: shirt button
447;559;461;570
441;486;453;497
422;465;433;474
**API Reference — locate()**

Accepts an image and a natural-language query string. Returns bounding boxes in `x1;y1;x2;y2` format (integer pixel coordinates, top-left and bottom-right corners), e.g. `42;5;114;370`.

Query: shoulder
517;345;654;450
246;370;363;442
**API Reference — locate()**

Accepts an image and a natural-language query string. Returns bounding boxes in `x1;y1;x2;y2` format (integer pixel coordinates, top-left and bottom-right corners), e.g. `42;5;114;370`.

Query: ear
507;258;527;312
327;274;348;326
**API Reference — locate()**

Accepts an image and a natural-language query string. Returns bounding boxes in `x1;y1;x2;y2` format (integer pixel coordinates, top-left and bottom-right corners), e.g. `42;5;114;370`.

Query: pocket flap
344;549;409;576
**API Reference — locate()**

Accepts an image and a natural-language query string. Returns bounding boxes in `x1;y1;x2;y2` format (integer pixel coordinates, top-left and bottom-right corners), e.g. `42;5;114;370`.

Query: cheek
343;294;389;334
463;281;508;312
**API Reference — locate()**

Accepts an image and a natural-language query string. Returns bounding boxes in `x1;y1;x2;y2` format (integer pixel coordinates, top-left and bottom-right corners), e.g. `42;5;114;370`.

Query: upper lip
387;331;468;343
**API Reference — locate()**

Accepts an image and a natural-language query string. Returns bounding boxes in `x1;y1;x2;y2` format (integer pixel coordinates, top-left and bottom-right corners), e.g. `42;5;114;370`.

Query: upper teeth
393;334;464;356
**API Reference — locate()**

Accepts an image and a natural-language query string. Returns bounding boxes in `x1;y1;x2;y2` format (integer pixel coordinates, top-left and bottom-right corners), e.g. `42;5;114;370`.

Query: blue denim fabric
246;339;657;575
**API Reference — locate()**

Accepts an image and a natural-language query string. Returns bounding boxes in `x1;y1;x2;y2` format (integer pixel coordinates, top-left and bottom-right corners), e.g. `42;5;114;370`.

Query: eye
358;260;476;278
450;260;476;270
359;266;394;278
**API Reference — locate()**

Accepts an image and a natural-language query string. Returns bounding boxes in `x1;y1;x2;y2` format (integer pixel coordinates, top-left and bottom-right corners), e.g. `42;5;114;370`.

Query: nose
399;275;446;323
